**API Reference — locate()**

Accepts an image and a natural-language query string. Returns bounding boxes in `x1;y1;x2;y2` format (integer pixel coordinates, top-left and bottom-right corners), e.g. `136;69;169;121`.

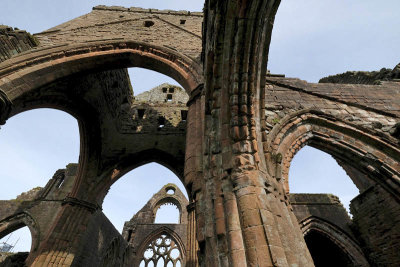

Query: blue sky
1;0;399;252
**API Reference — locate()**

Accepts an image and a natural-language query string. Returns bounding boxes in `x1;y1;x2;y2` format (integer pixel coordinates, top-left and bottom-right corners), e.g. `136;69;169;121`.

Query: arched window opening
139;233;183;267
102;163;188;233
304;230;353;267
0;226;32;257
289;146;358;214
0;109;79;200
128;68;180;96
155;203;180;224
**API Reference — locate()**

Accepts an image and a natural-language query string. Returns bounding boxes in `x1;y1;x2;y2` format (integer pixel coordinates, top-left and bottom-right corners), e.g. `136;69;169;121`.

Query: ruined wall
122;184;188;266
319;63;400;84
290;194;369;267
0;3;399;266
72;212;130;267
351;185;400;266
290;194;353;237
34;6;203;62
0;26;38;63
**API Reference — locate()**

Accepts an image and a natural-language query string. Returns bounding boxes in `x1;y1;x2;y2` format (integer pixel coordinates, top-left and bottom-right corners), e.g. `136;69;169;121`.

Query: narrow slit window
158;117;166;128
180;110;188;121
138;109;145;119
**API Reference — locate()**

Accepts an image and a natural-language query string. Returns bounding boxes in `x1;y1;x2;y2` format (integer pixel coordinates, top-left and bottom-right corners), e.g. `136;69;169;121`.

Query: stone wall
290;194;353;237
122;184;189;266
351;185;400;266
72;212;129;267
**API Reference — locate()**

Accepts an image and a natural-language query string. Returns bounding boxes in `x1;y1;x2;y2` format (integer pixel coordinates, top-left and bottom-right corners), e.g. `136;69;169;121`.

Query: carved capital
0;89;11;125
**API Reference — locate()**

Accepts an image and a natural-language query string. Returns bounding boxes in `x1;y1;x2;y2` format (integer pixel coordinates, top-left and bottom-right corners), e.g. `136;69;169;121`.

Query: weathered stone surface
0;25;38;63
0;2;400;267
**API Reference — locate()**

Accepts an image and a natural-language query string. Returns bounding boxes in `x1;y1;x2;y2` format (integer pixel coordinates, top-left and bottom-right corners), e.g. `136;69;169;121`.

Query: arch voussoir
0;40;203;104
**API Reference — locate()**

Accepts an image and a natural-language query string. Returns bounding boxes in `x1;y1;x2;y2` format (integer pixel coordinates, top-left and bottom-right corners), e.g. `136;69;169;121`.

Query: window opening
180;110;187;121
166;188;175;195
138;109;145;119
162;87;168;93
144;21;155;27
127;230;133;242
180;20;186;25
289;146;358;215
169;88;175;93
167;94;173;102
139;233;183;267
155;203;180;224
57;178;64;188
158;117;165;128
0;226;32;253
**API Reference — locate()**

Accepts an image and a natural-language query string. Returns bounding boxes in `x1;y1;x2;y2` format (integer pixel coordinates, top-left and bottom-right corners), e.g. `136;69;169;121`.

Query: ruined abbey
0;1;399;266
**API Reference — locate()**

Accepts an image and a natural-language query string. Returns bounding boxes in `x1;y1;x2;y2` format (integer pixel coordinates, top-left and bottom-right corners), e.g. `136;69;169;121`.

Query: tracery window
139;233;183;267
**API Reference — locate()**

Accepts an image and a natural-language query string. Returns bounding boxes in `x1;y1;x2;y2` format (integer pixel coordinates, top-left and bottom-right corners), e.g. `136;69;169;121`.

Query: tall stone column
186;202;199;267
195;1;315;266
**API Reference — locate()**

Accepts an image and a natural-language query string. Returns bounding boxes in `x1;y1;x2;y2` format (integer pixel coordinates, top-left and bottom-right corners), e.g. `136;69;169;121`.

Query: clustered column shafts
1;3;400;267
199;0;314;266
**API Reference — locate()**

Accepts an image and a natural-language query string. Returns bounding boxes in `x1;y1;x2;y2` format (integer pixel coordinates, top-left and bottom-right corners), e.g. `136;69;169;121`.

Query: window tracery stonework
139;233;183;267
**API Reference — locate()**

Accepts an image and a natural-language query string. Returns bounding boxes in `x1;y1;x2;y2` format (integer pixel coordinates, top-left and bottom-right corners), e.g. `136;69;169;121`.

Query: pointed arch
265;109;400;198
300;216;369;266
0;40;203;103
136;226;186;267
0;212;39;258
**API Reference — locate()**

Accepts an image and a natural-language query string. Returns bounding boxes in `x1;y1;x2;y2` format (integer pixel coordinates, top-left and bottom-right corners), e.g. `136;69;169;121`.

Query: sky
1;0;399;252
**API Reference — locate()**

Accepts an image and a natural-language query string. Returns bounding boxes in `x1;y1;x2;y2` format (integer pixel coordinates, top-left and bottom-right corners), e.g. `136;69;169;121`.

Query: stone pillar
186;202;199;267
184;85;204;266
196;1;315;266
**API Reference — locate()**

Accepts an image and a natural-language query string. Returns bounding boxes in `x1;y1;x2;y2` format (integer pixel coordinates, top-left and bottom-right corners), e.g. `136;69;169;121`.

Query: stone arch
0;104;91;204
265;109;400;198
0;212;40;260
136;226;186;267
121;183;188;226
96;149;187;205
300;216;369;266
0;40;203;104
152;184;188;224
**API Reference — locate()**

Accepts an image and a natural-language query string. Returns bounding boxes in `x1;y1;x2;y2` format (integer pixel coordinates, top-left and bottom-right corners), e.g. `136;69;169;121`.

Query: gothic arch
136;226;186;267
95;149;187;204
300;216;369;266
151;185;188;224
0;40;203;103
0;212;40;258
265;109;400;197
1;104;94;205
